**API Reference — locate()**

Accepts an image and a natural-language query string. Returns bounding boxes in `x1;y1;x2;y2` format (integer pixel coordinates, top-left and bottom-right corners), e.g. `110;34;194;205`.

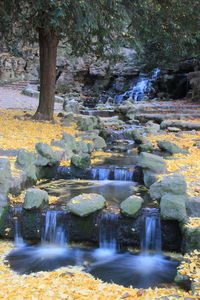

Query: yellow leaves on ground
185;218;200;230
178;250;200;297
8;192;25;205
0;241;197;300
0;109;77;152
59;160;70;167
146;132;200;197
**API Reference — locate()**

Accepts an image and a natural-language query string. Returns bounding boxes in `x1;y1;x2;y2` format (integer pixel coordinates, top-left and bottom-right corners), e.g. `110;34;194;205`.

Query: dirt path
0;87;63;111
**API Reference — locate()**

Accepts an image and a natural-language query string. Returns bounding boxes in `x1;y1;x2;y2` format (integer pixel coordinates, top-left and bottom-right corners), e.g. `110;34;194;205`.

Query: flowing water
115;68;160;103
13;207;25;248
7;207;178;288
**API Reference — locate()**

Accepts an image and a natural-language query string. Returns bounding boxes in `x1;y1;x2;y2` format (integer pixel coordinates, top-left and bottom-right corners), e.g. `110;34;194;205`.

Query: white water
115;68;160;103
13;208;25;248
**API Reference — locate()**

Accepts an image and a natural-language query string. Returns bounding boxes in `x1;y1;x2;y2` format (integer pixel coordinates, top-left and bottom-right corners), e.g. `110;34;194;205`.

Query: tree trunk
34;29;59;120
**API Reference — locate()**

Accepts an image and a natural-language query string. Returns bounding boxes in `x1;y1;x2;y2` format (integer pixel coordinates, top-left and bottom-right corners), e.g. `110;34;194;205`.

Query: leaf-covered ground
0;108;200;298
0;241;199;299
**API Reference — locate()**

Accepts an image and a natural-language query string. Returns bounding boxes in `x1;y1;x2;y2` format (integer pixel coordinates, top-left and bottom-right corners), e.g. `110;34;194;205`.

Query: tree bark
34;29;59;120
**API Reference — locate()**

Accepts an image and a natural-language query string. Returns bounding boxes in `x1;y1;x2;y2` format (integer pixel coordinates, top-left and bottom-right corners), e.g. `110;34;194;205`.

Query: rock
76;116;103;131
138;143;153;153
51;133;77;159
23;188;48;210
182;226;200;253
120;196;143;217
157;141;188;155
144;121;160;135
0;207;9;237
15;150;37;182
137;152;167;173
130;129;145;144
160;193;187;222
75;140;89;153
186;197;200;217
150;174;187;201
55;95;64;103
93;136;107;150
22;86;39;98
167;127;181;132
35;143;59;166
67;193;106;217
71;154;91;169
63;99;80;113
0;158;11;206
189;71;200;102
143;169;158;188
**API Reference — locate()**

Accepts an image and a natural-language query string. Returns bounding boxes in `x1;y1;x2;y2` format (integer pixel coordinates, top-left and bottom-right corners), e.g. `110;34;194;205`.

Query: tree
0;0;125;120
123;0;200;69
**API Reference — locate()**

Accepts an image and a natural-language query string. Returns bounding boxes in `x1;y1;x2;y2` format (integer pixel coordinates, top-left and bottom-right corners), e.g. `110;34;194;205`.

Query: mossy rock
67;193;106;217
120;196;143;217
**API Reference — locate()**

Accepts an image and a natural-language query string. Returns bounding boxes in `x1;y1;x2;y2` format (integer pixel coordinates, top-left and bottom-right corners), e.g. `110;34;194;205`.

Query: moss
0;207;10;236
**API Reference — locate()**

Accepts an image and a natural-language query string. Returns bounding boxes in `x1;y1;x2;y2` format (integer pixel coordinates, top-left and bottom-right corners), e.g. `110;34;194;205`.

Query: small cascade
90;167;134;181
140;208;162;253
90;168;110;180
42;211;67;246
97;213;119;253
13;207;25;247
115;68;160;103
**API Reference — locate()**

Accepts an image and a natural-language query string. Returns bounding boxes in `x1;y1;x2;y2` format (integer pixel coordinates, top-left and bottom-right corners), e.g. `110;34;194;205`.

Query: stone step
160;120;200;131
135;113;200;123
140;109;200;114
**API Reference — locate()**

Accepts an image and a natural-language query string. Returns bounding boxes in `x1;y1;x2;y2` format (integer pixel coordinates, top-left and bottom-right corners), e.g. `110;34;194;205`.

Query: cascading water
13;207;25;247
140;208;162;253
93;212;119;259
90;167;134;181
115;68;160;103
42;211;67;246
98;213;119;251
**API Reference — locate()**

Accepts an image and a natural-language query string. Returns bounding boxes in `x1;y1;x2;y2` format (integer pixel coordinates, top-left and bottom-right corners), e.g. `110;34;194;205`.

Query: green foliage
123;0;200;68
0;0;126;57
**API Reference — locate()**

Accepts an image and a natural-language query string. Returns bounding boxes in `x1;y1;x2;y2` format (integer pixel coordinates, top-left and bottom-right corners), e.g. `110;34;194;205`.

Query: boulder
186;197;200;217
189;71;200;102
160;193;187;222
144;121;160;135
143;169;158;188
75;140;89;153
0;158;12;207
22;86;39;98
71;154;91;170
67;193;106;217
136;152;167;173
76;116;102;131
51;133;77;159
15;150;37;182
23;188;48;210
63;99;80;113
35;143;59;166
150;174;187;201
138;143;153;153
157;141;188;155
130;129;145;144
93;136;107;150
182;226;200;253
120;196;143;217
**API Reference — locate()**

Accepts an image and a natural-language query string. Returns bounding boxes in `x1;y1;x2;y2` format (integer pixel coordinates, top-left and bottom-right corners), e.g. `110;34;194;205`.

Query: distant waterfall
42;211;67;246
115;68;160;103
140;208;162;253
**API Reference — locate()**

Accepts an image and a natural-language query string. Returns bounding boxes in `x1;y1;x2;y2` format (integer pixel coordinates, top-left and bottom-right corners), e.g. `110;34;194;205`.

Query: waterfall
140;208;162;253
97;213;119;254
42;211;67;246
90;167;134;181
115;68;160;103
13;207;25;247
